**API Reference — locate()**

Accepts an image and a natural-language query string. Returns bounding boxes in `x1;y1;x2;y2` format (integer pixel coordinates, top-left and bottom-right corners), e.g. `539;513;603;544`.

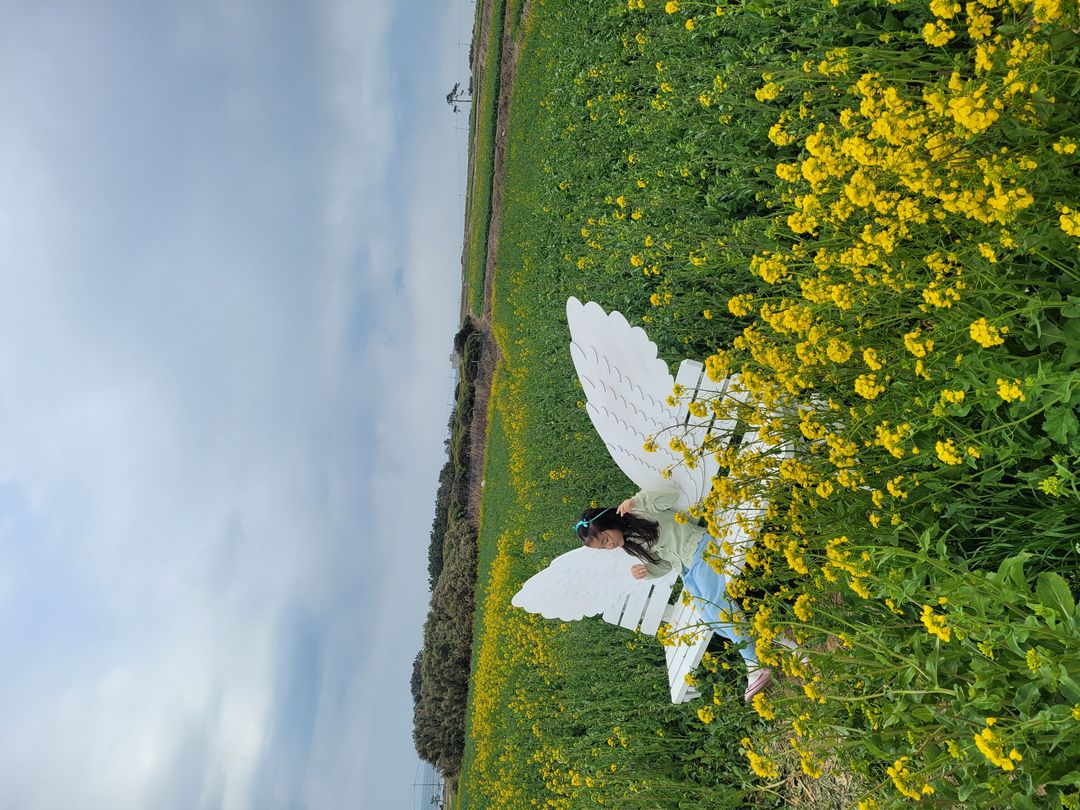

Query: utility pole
445;82;472;113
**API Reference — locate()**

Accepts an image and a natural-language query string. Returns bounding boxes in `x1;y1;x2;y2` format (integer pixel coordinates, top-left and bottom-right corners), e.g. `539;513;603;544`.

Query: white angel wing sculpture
510;546;679;634
566;296;748;510
512;299;782;631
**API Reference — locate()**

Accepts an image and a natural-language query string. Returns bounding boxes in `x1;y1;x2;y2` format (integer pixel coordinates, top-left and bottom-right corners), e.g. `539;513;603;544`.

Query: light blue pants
680;534;759;668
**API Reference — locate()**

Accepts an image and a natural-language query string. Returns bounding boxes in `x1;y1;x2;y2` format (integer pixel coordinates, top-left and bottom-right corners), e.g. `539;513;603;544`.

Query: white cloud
0;107;343;810
0;612;278;809
315;0;399;388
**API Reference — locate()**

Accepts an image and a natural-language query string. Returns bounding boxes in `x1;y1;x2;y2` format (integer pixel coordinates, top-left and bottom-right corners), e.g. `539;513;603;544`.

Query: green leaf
1044;405;1079;445
862;735;891;759
1005;634;1028;658
1054;372;1080;405
957;779;974;802
996;553;1033;596
1014;681;1040;716
910;706;934;723
925;651;939;688
1058;669;1080;702
1065;315;1080;346
1063;296;1080;318
1036;571;1076;617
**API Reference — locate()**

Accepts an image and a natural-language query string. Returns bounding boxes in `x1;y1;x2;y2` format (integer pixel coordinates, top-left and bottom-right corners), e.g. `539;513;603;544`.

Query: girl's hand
616;498;636;516
631;564;648;580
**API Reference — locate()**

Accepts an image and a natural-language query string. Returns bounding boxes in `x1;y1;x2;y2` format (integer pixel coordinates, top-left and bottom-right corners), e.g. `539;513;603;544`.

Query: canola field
459;0;1080;806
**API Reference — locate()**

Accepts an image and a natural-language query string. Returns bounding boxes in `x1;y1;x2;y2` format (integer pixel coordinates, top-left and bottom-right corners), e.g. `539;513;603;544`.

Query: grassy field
461;0;529;318
461;0;506;318
458;0;1080;806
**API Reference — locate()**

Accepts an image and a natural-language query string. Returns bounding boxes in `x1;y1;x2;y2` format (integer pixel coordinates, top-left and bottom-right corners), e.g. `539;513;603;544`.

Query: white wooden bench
588;359;726;704
603;358;787;703
661;589;714;703
514;300;797;704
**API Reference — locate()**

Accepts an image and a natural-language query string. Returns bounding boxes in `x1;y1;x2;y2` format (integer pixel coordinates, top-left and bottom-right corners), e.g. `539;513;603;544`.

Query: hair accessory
574;507;611;533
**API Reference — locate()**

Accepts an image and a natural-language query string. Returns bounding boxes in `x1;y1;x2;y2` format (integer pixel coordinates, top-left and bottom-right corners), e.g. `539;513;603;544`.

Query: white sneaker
744;667;772;702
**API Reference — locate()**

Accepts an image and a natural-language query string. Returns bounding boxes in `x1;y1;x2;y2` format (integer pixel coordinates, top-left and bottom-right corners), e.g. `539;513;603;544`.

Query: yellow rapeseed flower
974;719;1023;770
854;373;886;400
930;0;960;16
776;162;800;182
794;593;814;621
728;293;754;316
920;604;952;641
996;378;1025;402
947;91;1000;134
935;438;964;465
827;338;853;363
903;330;934;358
874;421;911;458
886;475;909;499
923;21;956;46
969;317;1007;348
887;757;935;801
745;749;779;779
755;82;782;102
803;680;826;703
768;121;794;146
1032;0;1062;23
1059;207;1080;237
751;692;776;720
750;253;788;284
863;348;884;371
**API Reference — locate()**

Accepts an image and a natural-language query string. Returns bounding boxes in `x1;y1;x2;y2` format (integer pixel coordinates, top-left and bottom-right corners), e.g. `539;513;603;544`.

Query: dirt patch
458;0;494;324
480;0;533;323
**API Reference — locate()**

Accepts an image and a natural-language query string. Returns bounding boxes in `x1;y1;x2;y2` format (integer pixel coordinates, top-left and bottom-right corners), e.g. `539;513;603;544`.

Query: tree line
412;317;493;777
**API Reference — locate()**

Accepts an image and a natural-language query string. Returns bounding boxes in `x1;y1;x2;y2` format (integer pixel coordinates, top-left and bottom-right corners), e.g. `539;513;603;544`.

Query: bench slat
618;586;650;631
661;592;714;703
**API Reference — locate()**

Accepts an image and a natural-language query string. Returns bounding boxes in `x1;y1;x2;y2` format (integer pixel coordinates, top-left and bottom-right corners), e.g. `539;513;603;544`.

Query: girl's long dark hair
576;507;661;565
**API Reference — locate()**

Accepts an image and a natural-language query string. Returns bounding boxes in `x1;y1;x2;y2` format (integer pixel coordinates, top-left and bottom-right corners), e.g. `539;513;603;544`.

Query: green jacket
631;485;707;578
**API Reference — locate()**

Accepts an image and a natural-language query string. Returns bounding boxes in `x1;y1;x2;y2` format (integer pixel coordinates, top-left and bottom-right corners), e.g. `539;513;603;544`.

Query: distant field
460;0;528;319
460;0;504;319
459;0;1080;807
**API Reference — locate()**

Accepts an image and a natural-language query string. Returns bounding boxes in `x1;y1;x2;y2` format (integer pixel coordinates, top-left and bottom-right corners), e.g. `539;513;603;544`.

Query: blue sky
0;2;468;806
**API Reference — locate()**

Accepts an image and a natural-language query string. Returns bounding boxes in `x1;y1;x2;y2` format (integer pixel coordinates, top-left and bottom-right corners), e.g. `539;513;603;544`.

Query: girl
576;484;773;702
